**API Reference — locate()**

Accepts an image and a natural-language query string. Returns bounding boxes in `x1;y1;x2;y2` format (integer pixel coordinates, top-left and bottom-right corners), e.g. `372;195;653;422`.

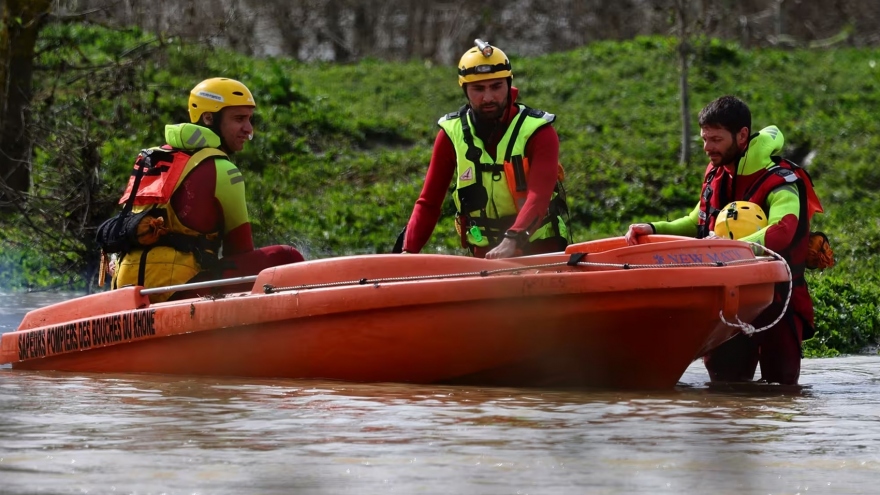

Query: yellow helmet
714;201;768;240
457;39;512;87
188;78;255;123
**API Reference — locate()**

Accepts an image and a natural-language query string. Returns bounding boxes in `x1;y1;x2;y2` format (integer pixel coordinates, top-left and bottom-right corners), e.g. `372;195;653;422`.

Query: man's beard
712;141;741;166
472;98;507;122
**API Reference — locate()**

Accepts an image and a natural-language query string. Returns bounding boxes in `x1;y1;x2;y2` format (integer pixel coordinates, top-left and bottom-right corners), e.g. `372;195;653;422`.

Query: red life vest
742;161;811;274
118;146;227;206
698;158;817;334
696;163;728;239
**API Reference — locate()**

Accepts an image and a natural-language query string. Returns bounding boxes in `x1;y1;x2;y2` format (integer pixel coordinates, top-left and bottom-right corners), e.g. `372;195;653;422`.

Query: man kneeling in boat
624;95;818;385
399;40;570;259
102;78;304;302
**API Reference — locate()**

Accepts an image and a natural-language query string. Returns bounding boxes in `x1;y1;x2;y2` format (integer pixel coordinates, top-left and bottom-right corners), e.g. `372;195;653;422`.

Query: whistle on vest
469;224;483;242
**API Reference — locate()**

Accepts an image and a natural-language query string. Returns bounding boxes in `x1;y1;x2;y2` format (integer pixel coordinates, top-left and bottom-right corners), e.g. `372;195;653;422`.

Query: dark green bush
805;274;880;357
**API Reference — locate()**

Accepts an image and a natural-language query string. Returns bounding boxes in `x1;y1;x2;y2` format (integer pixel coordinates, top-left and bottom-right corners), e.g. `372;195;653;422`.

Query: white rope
719;243;793;335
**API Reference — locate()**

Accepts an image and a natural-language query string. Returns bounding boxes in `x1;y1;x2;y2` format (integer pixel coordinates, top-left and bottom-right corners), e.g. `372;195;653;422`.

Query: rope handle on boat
718;242;793;336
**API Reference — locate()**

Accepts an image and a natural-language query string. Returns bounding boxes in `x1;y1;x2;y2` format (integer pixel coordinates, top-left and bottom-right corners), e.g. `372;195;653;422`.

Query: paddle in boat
0;235;792;389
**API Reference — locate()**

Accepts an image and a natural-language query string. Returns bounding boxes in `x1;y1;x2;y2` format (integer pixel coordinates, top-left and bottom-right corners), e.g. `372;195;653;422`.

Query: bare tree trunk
408;1;437;60
324;0;351;62
352;0;374;59
271;0;305;58
676;0;692;165
0;0;51;206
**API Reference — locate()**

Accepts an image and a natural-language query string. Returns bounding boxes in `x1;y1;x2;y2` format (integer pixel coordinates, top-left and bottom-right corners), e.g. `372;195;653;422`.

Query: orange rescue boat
0;236;791;389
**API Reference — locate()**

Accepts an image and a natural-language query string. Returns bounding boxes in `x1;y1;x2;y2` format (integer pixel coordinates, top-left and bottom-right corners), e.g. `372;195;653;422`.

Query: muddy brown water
1;291;878;494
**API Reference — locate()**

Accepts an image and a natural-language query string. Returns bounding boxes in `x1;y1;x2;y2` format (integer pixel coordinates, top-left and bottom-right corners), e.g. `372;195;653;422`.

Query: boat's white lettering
706;249;746;263
662;249;746;265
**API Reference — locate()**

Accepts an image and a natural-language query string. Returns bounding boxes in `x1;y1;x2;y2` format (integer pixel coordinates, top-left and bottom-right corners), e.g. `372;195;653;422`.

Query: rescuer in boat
624;95;821;385
104;78;304;302
398;39;570;259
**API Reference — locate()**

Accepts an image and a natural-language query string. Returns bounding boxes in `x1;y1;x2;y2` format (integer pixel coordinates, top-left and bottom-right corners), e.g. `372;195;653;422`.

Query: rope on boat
719;243;793;336
262;255;777;293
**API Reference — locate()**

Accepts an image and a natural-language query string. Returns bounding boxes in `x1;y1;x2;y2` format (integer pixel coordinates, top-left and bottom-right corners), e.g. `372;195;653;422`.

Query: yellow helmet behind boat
714;201;768;240
188;78;256;123
458;39;513;87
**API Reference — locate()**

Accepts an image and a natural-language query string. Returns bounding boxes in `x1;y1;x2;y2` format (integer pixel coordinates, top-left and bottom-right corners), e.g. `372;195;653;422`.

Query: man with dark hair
698;95;752;132
624;95;817;385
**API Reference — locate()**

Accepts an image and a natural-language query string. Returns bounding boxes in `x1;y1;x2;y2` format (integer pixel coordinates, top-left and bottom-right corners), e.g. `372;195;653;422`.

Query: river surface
1;291;879;494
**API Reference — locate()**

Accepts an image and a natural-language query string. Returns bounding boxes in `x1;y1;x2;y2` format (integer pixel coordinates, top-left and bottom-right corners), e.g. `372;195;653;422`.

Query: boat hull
1;237;789;389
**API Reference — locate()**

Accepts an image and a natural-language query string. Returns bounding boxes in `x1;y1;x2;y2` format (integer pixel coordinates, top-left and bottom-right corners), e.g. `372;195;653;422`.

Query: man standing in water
624;95;817;385
399;40;569;259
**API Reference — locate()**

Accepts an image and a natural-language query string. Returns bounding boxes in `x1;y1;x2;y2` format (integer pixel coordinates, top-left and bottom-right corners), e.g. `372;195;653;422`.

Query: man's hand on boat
626;223;723;245
624;223;655;245
486;237;521;259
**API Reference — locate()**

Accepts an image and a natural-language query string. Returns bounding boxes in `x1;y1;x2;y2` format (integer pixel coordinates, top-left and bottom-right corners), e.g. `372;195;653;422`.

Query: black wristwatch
503;229;528;243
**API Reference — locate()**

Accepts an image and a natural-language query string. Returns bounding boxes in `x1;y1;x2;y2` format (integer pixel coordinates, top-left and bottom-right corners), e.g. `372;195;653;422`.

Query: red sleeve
170;159;255;257
508;125;560;233
763;213;799;252
403;130;457;253
223;222;254;256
